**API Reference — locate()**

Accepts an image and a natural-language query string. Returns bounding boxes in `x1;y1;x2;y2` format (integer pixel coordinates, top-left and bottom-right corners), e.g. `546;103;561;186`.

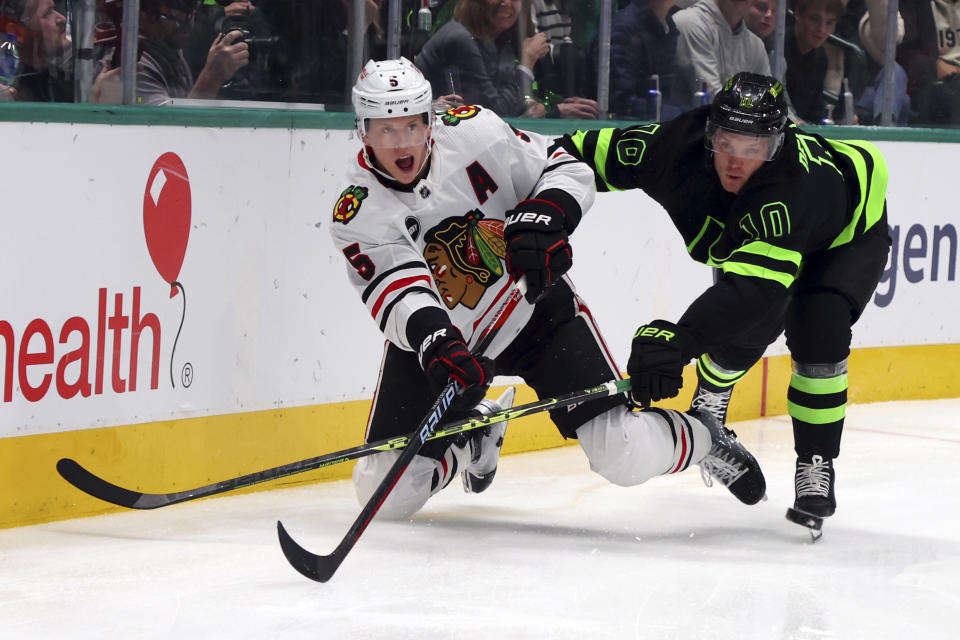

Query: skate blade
785;507;824;542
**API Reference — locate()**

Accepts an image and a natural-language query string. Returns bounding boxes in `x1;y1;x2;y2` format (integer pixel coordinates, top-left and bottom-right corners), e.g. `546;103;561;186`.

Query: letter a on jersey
466;161;498;205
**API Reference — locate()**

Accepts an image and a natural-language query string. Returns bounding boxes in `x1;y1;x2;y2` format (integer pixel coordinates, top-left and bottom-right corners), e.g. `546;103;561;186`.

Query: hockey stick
55;378;631;510
277;279;531;582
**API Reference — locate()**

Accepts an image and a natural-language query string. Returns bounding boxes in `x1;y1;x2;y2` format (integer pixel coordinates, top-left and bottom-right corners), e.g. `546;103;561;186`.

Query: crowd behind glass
1;0;957;127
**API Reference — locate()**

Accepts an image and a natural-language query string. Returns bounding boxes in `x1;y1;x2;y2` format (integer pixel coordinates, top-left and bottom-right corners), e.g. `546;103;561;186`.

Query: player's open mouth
396;155;415;172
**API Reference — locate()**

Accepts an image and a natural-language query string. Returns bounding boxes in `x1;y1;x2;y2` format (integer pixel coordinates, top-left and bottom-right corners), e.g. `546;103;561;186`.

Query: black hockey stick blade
275;378;632;583
276;280;531;582
277;520;342;583
277;380;461;582
56;458;157;509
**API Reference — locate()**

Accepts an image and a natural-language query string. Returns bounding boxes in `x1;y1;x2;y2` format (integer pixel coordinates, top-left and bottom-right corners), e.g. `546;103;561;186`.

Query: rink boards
1;108;959;528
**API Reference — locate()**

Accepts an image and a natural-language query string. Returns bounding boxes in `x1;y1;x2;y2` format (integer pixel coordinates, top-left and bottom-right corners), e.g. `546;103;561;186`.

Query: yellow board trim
0;385;567;529
4;343;960;529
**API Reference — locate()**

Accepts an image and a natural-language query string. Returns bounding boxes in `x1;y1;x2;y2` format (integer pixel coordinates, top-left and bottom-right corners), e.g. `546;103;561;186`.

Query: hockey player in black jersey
328;58;766;522
567;72;891;536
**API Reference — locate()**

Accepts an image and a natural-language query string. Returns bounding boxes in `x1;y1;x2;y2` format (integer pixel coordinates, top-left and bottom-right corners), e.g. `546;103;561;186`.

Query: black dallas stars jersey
330;106;595;357
568;106;889;352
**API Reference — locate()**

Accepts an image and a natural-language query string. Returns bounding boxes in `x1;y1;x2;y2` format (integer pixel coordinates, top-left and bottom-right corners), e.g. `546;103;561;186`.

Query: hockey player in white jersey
330;57;767;520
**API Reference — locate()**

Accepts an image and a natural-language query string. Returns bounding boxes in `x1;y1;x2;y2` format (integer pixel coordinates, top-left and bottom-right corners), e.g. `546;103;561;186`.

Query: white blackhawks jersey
329;105;596;359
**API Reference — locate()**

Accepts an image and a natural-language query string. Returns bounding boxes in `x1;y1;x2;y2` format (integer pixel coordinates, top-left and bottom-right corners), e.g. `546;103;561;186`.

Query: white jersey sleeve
329;181;444;351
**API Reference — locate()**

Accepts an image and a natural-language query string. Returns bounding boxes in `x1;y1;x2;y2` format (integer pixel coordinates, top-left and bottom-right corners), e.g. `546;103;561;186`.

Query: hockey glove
627;320;695;408
418;324;495;411
504;191;579;304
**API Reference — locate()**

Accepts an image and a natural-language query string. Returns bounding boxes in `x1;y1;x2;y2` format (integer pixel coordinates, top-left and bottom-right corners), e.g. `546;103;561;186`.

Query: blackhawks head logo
423;210;505;310
440;105;481;126
333;185;368;224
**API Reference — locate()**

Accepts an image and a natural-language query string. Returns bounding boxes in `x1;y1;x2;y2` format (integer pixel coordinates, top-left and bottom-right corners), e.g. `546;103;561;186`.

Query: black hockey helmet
706;72;788;161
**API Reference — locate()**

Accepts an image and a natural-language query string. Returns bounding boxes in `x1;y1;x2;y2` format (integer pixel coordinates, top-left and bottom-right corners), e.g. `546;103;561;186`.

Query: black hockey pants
363;280;628;459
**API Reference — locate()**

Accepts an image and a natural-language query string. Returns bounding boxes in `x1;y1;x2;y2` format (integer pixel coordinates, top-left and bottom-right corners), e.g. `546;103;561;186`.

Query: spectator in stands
532;0;571;48
784;0;844;123
184;0;254;79
259;0;375;105
897;0;960;125
416;0;547;117
415;0;596;118
744;0;807;121
605;0;684;120
92;0;249;105
673;0;771;105
415;0;550;117
744;0;776;44
531;0;596;105
854;0;911;124
2;0;73;101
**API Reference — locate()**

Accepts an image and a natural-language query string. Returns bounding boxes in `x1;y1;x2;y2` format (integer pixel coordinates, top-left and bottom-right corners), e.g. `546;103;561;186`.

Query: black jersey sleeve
562;107;711;194
565;124;667;192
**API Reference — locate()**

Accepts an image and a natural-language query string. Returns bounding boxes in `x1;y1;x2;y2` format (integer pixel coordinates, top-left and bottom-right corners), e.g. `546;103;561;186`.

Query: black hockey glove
627;320;696;408
418;324;495;411
504;190;580;304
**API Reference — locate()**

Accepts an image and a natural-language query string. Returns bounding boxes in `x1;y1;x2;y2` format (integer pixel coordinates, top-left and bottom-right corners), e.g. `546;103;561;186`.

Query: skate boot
692;409;766;505
785;454;835;540
689;384;733;426
462;387;515;494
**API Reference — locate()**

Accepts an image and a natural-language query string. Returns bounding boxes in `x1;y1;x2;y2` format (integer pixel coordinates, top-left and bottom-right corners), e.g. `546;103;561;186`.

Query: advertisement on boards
1;126;956;439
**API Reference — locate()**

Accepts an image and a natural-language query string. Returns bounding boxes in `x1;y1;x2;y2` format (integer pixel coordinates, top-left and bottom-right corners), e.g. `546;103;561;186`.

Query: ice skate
785;454;835;541
462;387;515;494
693;409;767;505
689;384;733;426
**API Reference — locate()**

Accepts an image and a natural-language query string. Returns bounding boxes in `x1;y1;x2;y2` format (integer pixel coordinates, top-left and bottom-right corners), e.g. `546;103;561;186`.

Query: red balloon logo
143;152;191;297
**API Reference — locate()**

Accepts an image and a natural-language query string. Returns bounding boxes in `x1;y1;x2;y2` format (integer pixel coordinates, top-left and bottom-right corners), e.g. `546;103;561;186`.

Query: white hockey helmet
352;57;433;139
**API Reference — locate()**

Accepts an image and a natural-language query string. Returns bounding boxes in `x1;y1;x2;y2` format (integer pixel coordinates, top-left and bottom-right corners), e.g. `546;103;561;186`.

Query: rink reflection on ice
2;399;958;639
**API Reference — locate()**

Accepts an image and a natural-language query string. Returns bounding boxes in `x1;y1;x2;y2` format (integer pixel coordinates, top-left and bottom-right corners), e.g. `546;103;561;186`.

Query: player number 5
343;243;376;281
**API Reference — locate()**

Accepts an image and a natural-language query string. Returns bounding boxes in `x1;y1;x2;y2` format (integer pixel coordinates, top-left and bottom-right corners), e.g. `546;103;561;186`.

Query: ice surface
2;399;958;639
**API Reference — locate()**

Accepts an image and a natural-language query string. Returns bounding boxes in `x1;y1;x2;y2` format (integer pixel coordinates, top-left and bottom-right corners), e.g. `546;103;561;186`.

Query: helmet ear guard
706;72;788;161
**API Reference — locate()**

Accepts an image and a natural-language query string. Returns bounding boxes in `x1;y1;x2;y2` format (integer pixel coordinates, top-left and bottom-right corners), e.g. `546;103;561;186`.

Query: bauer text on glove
627;320;696;408
504;189;581;304
418;325;495;410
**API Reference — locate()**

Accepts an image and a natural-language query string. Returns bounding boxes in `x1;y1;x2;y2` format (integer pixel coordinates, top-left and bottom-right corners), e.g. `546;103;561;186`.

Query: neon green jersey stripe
592;129;620;192
859;142;888;230
790;372;848;395
687;216;724;256
829;140;886;249
569;130;589;156
788;401;847;424
736;241;803;266
721;241;801;287
722;261;795;288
